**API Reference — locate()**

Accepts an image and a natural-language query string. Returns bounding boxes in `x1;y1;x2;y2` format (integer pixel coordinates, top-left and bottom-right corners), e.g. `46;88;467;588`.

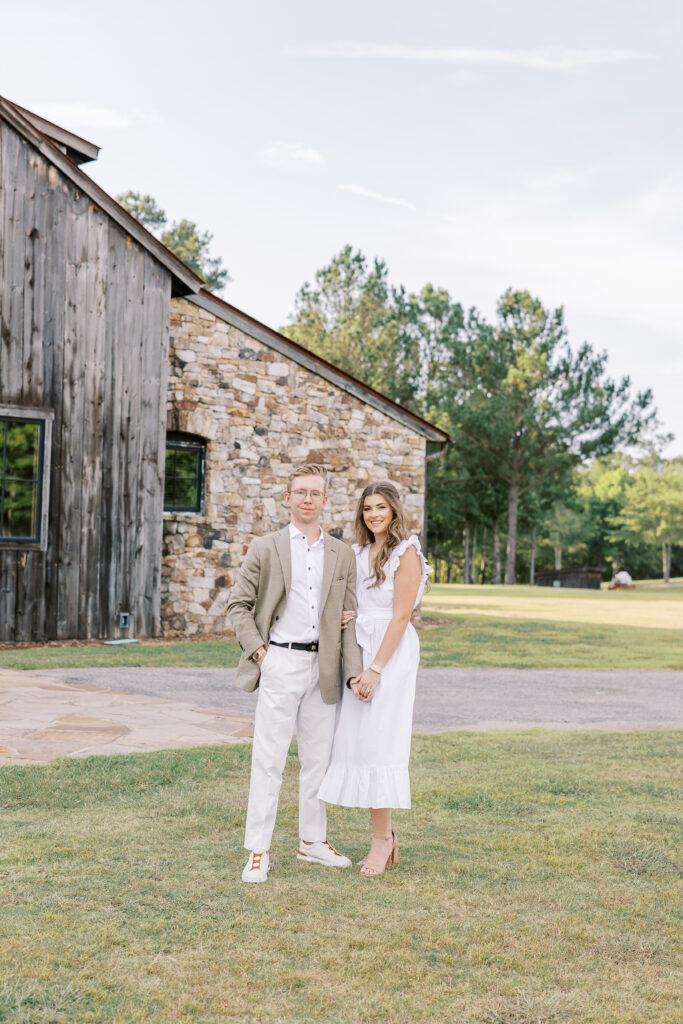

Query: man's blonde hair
287;463;328;493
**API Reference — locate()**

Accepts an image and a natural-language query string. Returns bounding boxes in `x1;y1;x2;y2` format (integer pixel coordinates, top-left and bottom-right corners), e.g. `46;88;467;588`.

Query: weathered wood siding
0;119;171;641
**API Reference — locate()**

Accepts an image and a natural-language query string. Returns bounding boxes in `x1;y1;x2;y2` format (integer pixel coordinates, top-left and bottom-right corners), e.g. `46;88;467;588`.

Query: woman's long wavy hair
354;481;408;588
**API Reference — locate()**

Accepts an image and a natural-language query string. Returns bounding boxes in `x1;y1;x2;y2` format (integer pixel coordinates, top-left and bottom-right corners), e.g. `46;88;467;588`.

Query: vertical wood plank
43;161;68;639
56;189;88;638
0;122;6;401
98;223;126;638
0;125;26;636
114;236;144;636
0;550;17;642
78;202;107;637
132;256;170;636
1;127;25;404
15;147;50;639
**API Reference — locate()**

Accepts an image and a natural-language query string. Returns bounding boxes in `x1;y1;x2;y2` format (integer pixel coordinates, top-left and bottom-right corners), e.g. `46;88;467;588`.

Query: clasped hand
350;667;379;702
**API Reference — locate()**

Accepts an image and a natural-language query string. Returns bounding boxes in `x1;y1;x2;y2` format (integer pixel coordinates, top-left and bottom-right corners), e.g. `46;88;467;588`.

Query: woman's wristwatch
369;663;383;674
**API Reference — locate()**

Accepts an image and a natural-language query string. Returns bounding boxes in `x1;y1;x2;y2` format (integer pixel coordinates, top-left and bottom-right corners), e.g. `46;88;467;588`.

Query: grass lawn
418;584;683;670
0;640;243;672
1;731;680;1024
2;583;682;672
423;583;683;631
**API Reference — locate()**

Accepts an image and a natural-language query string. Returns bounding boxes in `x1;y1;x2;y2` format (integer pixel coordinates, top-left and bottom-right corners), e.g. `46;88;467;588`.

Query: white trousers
244;645;336;852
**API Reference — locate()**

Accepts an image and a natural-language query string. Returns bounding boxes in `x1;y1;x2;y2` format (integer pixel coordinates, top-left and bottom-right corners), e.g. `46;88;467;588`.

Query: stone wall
161;298;427;636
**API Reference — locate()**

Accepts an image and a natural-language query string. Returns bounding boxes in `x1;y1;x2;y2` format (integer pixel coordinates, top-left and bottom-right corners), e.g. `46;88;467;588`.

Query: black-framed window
164;433;206;513
0;411;51;548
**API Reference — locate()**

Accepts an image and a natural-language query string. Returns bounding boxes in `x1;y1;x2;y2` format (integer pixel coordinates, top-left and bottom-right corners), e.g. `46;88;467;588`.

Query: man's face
285;474;328;529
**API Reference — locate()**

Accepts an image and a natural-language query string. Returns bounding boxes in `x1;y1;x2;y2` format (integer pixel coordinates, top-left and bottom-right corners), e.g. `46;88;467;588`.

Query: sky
4;0;682;452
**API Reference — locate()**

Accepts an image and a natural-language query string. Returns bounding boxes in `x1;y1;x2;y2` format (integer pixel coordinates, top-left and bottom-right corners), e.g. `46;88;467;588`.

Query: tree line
281;246;681;583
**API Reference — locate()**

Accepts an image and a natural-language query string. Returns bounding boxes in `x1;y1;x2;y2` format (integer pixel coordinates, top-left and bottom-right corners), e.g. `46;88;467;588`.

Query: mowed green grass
423;582;683;630
418;583;683;670
2;583;682;671
1;731;680;1024
0;639;243;672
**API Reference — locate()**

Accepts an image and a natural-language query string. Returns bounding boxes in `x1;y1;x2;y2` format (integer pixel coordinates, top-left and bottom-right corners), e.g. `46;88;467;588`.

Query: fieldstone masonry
161;298;428;636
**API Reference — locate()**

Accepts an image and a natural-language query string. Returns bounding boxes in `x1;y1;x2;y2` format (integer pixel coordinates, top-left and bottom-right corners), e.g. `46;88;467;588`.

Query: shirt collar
289;523;324;547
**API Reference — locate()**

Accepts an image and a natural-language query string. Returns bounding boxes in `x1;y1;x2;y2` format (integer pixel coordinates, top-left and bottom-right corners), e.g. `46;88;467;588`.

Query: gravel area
40;666;683;732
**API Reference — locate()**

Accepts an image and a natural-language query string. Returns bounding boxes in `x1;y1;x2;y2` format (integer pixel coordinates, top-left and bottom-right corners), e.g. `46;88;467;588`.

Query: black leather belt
270;640;319;652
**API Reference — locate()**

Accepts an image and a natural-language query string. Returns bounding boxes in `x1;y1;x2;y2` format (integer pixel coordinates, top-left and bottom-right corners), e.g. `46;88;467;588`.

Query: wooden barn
0;98;447;643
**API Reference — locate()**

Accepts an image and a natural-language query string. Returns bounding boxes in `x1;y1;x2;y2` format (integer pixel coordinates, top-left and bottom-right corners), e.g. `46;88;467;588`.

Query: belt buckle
311;642;318;651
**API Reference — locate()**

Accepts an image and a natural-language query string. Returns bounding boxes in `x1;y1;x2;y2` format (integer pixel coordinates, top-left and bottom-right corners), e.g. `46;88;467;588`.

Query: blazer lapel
274;527;292;595
320;536;339;609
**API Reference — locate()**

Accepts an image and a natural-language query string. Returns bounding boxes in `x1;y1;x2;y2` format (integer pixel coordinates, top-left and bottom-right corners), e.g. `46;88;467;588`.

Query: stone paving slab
0;671;253;765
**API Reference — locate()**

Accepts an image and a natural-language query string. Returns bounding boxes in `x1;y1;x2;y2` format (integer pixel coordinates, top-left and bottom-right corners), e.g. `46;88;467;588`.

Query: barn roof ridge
7;102;101;165
191;289;450;443
0;95;202;296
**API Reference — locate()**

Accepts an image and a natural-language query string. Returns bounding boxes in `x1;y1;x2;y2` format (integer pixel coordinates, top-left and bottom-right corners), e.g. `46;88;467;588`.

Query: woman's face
362;493;394;538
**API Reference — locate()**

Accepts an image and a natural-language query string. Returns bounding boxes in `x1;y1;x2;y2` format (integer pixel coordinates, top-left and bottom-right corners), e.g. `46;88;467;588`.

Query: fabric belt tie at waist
354;611;393;653
270;640;319;652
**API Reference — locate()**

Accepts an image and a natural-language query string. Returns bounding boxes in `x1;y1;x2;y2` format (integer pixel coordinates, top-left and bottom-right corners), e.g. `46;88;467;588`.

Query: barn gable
161;296;447;635
0;100;200;641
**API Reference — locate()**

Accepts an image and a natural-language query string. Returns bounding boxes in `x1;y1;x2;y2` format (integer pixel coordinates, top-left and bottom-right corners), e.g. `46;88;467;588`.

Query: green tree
578;457;633;574
116;191;230;293
161;220;229;293
454;290;655;583
281;246;425;407
116;191;166;231
612;461;683;581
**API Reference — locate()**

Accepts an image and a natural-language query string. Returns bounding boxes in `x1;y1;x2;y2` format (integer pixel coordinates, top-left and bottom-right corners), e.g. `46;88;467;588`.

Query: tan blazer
227;527;363;705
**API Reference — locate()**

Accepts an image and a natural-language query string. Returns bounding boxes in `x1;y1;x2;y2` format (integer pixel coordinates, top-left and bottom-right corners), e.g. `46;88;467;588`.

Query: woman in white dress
318;481;432;876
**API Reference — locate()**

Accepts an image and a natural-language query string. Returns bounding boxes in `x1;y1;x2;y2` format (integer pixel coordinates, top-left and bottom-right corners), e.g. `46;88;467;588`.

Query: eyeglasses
291;489;325;499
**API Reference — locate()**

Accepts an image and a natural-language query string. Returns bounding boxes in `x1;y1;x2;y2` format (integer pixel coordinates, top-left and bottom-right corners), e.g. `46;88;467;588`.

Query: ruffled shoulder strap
351;542;364;555
387;535;433;590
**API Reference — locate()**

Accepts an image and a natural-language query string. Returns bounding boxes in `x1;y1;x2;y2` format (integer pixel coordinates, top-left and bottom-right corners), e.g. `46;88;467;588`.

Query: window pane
173;450;198;477
173;477;199;508
164;437;204;512
2;478;37;537
5;422;40;479
163;473;175;507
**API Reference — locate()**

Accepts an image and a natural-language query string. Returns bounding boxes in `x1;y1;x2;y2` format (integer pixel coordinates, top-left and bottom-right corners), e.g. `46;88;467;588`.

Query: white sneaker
242;850;270;883
297;839;351;868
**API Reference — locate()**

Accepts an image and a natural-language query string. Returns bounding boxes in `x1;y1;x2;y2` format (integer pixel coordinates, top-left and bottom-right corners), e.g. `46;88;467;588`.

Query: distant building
0;98;447;642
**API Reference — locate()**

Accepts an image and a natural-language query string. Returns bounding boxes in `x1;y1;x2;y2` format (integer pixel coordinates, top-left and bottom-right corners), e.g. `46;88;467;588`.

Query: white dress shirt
269;523;325;644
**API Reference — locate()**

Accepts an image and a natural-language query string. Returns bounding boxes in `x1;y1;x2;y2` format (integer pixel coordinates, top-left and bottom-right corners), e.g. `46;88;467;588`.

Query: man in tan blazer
228;463;362;883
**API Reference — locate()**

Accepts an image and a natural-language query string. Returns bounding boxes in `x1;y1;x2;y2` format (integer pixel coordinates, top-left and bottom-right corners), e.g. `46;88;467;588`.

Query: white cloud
30;103;162;132
261;141;327;171
287;43;653;71
339;183;415;210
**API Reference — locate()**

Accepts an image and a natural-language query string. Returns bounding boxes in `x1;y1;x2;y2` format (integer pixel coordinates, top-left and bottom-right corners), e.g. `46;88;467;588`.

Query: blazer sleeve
226;540;266;660
341;547;363;681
